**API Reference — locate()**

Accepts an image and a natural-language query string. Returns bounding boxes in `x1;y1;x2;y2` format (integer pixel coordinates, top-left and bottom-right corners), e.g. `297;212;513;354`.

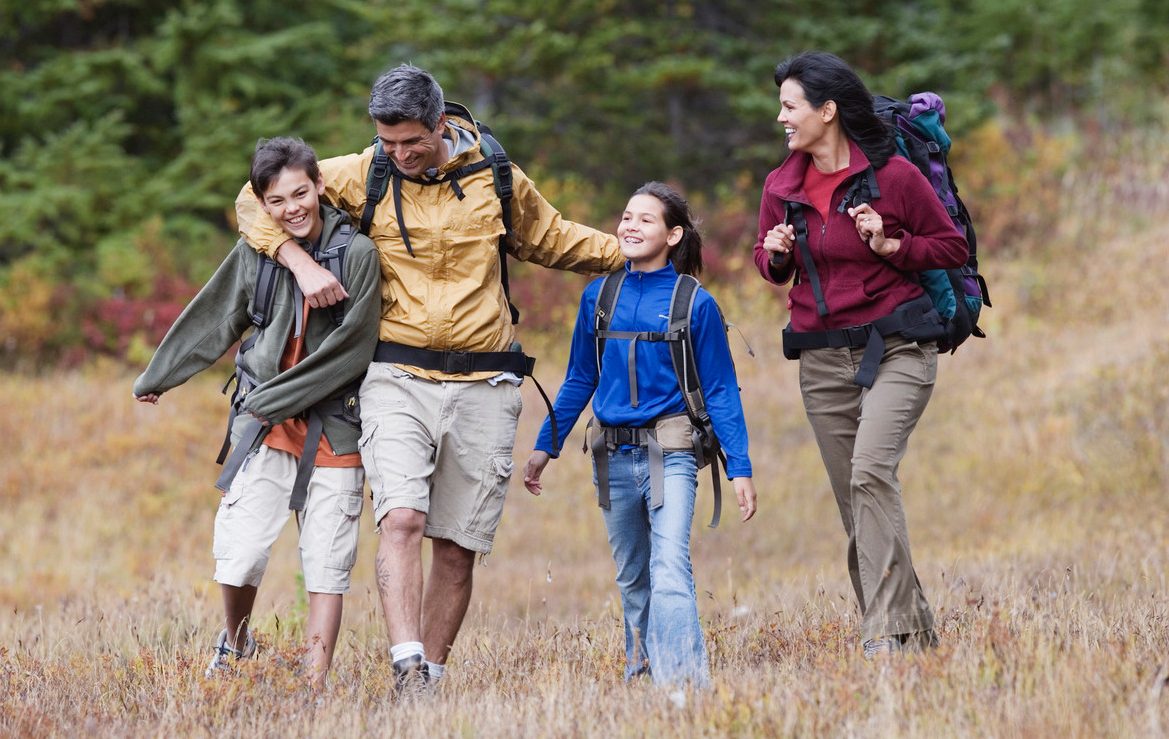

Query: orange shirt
263;301;362;468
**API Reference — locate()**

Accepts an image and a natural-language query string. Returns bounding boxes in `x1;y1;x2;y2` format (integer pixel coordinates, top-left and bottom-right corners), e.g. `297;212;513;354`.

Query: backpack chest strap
594;328;682;408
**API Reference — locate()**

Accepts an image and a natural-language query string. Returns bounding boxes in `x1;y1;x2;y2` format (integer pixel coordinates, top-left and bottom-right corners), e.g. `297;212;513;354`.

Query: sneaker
392;654;431;700
862;636;903;660
205;628;257;677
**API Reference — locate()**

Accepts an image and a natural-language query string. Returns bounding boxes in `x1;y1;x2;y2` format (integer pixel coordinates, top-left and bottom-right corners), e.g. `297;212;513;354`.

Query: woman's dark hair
633;181;703;276
250;137;320;196
774;51;896;168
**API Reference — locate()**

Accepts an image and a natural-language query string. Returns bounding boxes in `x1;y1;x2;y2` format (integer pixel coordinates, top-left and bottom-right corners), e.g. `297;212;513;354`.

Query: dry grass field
2;136;1168;737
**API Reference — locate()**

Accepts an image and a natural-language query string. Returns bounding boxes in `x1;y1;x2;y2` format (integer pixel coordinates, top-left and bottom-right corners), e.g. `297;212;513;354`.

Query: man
136;137;381;690
235;63;623;692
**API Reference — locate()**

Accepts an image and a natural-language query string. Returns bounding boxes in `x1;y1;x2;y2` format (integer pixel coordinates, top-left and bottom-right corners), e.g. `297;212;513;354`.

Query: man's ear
315;176;326;196
434;112;448;132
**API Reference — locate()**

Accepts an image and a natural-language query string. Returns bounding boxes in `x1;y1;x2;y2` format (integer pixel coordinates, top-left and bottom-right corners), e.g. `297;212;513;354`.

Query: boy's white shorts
212;445;364;594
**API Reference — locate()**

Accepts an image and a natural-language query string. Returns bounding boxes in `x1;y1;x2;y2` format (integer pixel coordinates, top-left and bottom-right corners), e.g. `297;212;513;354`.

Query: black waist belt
373;340;559;455
782;294;944;388
374;340;535;376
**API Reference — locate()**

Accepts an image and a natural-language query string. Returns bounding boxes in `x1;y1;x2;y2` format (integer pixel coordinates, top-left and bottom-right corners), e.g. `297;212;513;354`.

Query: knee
431;540;475;580
378;508;426;548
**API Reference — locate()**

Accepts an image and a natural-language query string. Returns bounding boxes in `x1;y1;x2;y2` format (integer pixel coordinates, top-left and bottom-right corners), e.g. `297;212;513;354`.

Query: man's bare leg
375;508;426;644
304;592;342;690
421;538;477;666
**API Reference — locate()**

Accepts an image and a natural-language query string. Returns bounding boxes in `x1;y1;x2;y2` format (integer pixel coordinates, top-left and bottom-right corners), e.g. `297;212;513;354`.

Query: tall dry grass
2;129;1169;737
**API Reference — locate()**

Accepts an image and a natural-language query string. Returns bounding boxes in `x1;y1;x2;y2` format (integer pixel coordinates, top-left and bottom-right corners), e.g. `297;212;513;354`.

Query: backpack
593;270;740;527
360;100;521;324
214;219;362;502
872;92;992;353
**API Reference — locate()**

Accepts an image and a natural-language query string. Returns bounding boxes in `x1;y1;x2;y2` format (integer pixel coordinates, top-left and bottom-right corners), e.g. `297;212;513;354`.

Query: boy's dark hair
250;137;320;197
634;181;703;277
774;51;896;169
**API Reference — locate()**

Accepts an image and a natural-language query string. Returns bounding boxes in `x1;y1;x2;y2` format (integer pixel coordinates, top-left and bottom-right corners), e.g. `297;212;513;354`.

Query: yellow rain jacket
237;108;621;380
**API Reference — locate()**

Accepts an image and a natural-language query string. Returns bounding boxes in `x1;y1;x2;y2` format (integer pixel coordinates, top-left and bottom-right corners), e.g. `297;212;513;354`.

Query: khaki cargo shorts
358;362;521;554
212;445;365;594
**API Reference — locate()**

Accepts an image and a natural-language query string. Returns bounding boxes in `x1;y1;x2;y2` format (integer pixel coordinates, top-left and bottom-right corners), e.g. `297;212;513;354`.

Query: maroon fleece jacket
753;139;969;332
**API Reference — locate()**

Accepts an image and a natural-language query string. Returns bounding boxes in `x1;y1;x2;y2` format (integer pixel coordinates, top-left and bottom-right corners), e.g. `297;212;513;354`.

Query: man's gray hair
368;63;445;130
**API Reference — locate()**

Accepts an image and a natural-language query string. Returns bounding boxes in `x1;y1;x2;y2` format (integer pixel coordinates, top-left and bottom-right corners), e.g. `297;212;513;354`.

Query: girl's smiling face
617;193;682;272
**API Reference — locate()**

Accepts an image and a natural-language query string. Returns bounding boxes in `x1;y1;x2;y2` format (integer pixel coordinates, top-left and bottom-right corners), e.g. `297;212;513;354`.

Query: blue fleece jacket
535;262;752;478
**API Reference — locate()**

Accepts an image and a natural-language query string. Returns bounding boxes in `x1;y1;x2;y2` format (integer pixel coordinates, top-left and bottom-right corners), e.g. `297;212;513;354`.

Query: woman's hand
523;451;552;495
763;223;796;264
848;203;900;257
734;477;758;522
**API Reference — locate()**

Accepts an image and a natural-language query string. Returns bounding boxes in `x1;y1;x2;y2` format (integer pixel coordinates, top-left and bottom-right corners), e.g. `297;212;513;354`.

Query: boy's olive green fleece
133;205;381;454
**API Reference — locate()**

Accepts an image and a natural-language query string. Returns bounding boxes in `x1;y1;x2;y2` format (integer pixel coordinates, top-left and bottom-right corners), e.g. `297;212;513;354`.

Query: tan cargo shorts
212;445;365;594
358;362;522;554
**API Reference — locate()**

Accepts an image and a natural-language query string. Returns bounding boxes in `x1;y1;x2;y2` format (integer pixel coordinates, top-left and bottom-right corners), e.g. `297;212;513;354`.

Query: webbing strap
287;398;349;511
787;203;827;318
589;422;719;524
594;328;677;408
391;176;414;257
215;418;268;492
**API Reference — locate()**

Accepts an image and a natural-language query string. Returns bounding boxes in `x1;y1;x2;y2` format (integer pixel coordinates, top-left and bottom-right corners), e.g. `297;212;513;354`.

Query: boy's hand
523;451;551;495
275;239;349;308
734;477;757;522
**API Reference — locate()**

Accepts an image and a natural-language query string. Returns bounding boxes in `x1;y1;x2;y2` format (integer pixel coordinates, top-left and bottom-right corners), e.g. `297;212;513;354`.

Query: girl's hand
734;477;757;522
523;451;552;495
847;203;900;257
134;393;160;405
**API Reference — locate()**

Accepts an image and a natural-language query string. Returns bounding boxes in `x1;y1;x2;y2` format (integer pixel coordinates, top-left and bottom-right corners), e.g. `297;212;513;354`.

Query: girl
754;51;969;657
524;182;757;687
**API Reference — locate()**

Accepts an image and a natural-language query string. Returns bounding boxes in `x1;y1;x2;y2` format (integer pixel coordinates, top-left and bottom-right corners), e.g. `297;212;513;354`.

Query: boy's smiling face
260;167;326;243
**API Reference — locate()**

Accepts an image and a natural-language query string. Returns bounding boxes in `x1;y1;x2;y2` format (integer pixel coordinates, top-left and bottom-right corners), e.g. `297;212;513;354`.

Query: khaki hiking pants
799;335;937;642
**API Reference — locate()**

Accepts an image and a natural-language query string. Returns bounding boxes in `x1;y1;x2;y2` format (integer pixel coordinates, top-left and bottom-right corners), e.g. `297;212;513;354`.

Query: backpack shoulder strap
593;270;627;379
667;274;706;424
318;220;357;327
362;136;391;236
250;256;281;329
477;128;520;324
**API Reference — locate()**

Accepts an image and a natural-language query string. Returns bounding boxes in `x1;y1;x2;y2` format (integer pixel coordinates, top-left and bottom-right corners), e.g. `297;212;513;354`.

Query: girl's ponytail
633;181;704;277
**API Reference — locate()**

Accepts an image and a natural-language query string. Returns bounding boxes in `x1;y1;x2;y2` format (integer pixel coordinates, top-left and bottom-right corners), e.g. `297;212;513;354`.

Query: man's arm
234;150;374;307
506;165;623;274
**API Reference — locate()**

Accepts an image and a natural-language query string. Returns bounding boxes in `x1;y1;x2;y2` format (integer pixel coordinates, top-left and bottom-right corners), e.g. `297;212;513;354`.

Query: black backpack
360;101;521;324
593;270;743;527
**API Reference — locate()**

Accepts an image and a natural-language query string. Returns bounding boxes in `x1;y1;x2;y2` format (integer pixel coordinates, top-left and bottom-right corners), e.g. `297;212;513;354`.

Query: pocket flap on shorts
491;456;514;479
339;493;364;517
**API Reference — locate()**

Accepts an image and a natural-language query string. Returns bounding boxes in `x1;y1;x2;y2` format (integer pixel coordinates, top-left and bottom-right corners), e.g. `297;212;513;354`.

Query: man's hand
275;239;349;308
733;477;758;522
523;451;552;495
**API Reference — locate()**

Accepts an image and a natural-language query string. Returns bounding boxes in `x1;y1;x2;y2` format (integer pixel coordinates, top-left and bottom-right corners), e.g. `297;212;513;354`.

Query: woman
525;182;757;686
754;52;968;657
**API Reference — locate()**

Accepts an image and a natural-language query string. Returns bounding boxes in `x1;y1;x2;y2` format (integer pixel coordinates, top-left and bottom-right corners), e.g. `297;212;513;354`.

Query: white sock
390;641;425;664
425;661;445;681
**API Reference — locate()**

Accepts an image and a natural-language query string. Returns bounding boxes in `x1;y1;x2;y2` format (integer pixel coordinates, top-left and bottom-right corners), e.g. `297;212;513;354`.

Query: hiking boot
392;654;431;700
862;636;903;660
205;628;257;677
899;628;939;653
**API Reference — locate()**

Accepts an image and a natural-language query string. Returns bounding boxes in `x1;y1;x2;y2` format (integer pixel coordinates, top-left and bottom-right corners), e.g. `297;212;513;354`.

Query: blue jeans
596;447;709;687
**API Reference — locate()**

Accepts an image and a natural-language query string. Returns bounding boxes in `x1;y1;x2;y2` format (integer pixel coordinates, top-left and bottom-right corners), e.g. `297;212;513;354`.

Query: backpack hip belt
372;340;560;454
584;413;721;528
781;294;944;388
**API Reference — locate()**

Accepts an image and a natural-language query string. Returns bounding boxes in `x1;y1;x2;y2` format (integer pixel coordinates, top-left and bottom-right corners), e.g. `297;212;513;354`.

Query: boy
133;137;381;689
